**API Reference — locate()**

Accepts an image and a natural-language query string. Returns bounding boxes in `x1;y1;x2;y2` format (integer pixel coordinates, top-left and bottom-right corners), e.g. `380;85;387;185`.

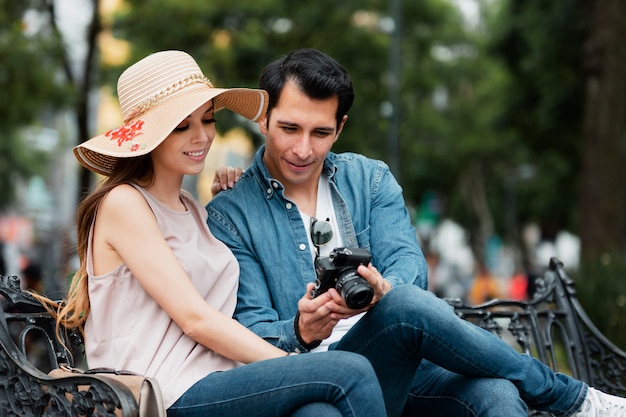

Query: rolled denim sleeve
369;162;428;289
338;157;428;290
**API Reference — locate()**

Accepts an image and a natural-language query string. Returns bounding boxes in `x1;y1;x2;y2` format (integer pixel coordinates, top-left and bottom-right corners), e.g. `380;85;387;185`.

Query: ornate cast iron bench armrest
0;274;140;416
446;257;626;416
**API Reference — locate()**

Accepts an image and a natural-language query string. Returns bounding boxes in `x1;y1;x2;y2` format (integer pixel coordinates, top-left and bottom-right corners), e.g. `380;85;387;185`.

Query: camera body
311;247;374;309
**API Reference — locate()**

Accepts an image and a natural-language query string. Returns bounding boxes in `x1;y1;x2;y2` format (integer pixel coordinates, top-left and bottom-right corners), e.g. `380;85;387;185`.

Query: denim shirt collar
250;145;338;201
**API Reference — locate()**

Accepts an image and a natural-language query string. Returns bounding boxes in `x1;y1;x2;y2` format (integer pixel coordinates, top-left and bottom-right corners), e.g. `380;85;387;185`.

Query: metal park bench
0;274;139;416
446;257;626;415
1;257;625;416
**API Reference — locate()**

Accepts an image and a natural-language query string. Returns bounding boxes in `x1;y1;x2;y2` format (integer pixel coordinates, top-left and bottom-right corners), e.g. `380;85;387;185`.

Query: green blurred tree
576;0;626;348
0;0;103;207
0;1;70;209
488;0;587;241
398;1;525;262
579;0;626;260
490;0;626;348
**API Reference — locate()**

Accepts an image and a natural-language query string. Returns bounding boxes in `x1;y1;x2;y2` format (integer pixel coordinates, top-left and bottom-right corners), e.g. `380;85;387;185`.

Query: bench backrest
0;275;80;371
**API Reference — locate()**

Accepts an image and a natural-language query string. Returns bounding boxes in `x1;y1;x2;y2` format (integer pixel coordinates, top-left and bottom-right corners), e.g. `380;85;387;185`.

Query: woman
39;50;386;417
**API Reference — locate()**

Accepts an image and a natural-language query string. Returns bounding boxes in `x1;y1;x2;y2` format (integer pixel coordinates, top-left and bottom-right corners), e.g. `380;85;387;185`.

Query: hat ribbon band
123;73;215;122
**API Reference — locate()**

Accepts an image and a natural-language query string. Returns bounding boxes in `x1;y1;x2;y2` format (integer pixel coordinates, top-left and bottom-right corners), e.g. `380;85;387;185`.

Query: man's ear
336;115;348;137
258;114;268;135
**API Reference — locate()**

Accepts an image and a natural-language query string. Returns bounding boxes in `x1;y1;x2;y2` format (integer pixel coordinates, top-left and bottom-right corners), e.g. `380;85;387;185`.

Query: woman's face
151;100;216;177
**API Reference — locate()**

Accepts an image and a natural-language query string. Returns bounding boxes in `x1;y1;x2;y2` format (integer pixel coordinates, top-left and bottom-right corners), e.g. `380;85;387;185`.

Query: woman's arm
94;184;286;363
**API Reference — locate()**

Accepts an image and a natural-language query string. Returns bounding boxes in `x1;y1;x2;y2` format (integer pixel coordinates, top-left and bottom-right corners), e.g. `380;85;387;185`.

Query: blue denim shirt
206;145;428;352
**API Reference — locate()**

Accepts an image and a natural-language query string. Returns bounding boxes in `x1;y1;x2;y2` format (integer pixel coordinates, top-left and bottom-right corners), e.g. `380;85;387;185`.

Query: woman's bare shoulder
97;184;153;224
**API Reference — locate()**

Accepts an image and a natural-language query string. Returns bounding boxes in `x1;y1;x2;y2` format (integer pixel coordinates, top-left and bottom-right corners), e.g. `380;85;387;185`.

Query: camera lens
336;271;374;309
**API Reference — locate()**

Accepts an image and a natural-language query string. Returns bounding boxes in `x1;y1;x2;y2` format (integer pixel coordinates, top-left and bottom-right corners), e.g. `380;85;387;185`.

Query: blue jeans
331;285;587;417
167;350;386;417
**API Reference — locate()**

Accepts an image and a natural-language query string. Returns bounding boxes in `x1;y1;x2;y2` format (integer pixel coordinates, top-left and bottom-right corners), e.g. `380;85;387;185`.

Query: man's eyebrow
276;119;298;127
275;119;335;134
314;127;335;133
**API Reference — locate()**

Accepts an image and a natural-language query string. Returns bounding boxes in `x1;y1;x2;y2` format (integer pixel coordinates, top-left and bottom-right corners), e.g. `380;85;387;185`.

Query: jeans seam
408;393;479;417
560;383;588;417
170;381;356;416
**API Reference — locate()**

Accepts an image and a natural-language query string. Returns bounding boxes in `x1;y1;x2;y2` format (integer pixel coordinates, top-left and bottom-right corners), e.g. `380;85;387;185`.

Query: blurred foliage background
1;0;626;346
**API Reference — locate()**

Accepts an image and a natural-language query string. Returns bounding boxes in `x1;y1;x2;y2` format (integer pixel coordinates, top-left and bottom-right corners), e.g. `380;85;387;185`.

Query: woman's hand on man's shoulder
211;166;243;196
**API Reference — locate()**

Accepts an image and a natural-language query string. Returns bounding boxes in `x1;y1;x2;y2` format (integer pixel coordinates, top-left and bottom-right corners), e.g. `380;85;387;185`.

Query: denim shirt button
299;243;306;251
272;181;279;188
286;203;293;209
266;188;272;195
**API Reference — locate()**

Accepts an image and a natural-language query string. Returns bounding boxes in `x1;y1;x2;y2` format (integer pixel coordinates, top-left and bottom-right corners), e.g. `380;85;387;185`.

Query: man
207;48;625;417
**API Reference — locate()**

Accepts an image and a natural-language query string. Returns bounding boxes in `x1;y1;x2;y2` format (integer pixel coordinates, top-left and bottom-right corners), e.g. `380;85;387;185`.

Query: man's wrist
294;311;322;350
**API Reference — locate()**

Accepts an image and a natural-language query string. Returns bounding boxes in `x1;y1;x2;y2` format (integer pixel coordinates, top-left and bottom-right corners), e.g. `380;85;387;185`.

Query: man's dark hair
259;48;355;130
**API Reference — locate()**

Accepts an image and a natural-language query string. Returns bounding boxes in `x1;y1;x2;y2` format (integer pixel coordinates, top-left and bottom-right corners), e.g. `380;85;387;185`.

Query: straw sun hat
74;50;268;176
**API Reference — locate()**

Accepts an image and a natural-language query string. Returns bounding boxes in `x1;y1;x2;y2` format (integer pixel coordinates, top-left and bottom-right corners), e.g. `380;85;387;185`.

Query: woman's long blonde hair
34;155;154;339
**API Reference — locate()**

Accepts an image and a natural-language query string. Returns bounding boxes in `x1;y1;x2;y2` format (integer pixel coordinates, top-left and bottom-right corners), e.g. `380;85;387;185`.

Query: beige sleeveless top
84;184;239;408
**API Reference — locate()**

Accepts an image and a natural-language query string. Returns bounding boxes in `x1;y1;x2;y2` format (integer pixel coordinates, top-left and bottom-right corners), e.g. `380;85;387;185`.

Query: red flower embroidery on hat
105;120;145;150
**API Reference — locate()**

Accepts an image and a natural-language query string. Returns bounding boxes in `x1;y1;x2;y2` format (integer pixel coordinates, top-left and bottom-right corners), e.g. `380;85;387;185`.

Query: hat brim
74;85;267;176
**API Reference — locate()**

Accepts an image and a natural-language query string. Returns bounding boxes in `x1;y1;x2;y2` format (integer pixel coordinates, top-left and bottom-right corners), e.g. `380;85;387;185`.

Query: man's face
260;80;346;192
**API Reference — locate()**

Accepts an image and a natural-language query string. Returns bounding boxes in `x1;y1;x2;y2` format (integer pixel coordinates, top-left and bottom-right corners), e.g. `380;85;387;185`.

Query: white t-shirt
300;176;365;351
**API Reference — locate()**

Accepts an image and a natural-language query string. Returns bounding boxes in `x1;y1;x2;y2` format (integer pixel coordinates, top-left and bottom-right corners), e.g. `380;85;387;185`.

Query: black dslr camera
311;247;374;309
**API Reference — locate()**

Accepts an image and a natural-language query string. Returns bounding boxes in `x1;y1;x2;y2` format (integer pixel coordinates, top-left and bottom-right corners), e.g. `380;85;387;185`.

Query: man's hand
356;264;392;306
295;264;393;345
211;166;243;196
296;283;346;344
296;264;393;345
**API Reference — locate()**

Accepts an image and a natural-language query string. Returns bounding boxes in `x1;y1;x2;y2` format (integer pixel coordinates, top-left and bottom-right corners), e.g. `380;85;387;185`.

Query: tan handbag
49;364;166;417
